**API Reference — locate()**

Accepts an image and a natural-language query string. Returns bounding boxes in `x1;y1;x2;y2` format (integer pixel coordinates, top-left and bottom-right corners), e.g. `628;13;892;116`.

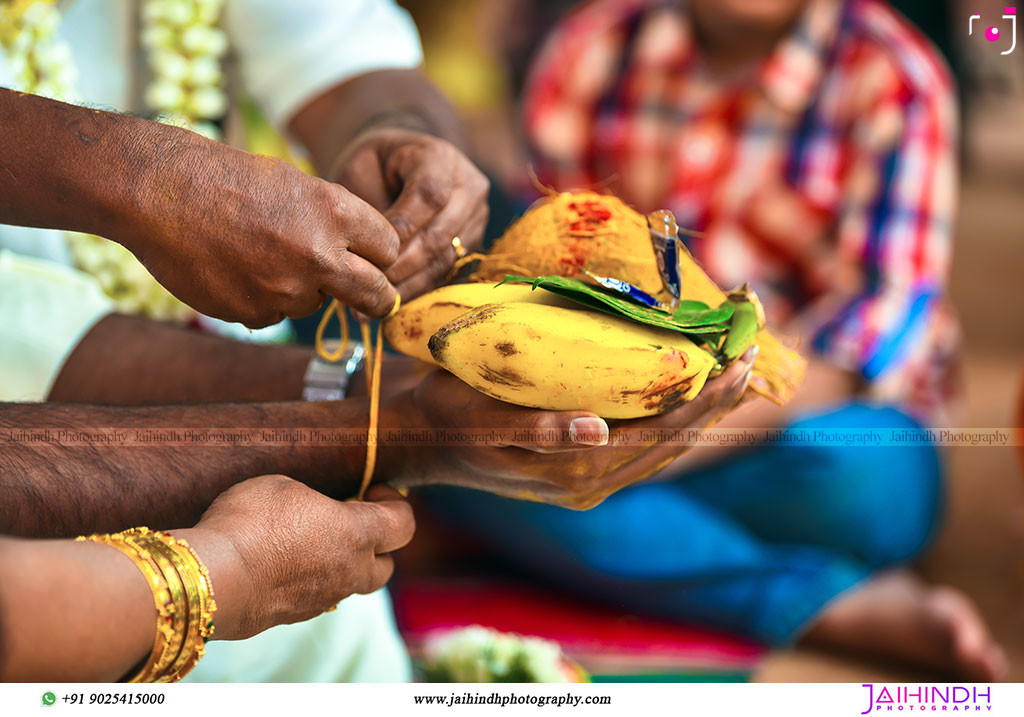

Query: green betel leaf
675;299;710;314
498;275;734;335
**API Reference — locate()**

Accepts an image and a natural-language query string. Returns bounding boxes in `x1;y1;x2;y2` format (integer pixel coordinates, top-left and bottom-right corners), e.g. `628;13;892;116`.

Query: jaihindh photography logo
969;7;1017;55
860;684;993;713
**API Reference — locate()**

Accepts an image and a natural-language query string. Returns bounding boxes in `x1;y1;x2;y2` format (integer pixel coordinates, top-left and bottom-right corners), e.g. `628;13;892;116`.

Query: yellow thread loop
314;299;349;362
314;295;401;501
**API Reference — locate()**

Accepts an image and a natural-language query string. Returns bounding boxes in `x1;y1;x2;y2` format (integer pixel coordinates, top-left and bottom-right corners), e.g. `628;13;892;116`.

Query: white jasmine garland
142;0;227;128
0;0;77;100
0;0;230;321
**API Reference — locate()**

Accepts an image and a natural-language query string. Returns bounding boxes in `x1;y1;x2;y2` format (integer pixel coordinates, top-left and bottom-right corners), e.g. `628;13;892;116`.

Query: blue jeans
423;403;944;645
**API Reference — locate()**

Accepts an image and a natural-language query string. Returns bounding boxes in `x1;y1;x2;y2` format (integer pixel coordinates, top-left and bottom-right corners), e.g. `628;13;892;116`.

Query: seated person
432;0;1005;679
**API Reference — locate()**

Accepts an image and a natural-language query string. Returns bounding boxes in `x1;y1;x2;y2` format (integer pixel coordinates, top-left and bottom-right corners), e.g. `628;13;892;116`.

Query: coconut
467;190;806;405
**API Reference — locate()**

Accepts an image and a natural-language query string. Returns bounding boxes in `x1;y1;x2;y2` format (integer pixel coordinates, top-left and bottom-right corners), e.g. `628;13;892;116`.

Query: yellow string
359;315;387;500
313;295;401;501
359;320;374;395
314;299;349;362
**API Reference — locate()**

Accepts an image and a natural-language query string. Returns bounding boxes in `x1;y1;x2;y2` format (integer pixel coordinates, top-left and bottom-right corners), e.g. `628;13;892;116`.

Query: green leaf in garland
497;274;734;335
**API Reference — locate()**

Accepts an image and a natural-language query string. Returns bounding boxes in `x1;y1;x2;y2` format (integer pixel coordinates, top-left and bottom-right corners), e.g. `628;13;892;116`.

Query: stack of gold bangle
77;528;217;683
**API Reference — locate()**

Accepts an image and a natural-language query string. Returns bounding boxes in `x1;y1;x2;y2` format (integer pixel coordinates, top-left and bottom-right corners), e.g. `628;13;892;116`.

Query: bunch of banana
383;191;804;419
384;280;766;419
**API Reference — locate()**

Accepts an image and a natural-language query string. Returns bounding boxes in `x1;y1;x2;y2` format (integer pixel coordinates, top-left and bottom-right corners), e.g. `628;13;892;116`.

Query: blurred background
395;0;1024;682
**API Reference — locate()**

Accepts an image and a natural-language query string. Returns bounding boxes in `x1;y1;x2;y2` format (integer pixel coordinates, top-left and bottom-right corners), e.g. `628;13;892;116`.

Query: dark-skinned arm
46;314;422;407
0;476;413;682
0;87;401;324
48;314;311;405
289;68;468;175
289;70;490;300
0;399;370;538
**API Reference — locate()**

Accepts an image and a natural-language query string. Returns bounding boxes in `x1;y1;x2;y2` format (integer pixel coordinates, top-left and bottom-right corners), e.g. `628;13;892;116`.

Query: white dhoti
184;590;412;683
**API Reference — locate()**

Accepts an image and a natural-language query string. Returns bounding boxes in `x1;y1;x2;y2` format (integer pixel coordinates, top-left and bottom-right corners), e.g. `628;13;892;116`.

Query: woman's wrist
171;527;250;642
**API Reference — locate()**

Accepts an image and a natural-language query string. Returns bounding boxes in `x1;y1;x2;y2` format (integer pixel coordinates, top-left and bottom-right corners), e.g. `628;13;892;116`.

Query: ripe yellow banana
429;302;717;419
384;282;573;364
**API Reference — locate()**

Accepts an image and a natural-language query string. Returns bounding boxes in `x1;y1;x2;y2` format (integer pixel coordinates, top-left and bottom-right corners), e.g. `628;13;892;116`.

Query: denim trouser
423;403;944;645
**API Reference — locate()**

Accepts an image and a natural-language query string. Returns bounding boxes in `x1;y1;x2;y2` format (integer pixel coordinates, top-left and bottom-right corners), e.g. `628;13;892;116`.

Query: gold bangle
120;530;189;682
172;536;218;641
141;536;203;682
127;529;217;682
80;527;218;683
76;532;182;683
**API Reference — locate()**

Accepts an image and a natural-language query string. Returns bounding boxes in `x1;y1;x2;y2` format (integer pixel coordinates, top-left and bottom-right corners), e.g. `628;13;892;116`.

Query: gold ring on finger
451;236;467;259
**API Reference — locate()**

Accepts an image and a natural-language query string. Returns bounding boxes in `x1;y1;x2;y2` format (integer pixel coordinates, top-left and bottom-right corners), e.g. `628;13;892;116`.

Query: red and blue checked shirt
522;0;961;422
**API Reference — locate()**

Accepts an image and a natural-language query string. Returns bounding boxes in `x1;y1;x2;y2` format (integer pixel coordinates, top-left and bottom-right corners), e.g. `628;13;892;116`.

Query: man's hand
186;475;414;641
379;350;756;509
0;91;405;327
330;127;490;300
121;129;401;326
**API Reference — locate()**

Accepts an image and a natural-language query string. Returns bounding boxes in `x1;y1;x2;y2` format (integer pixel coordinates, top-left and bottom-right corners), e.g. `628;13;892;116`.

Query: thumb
332;144;392;211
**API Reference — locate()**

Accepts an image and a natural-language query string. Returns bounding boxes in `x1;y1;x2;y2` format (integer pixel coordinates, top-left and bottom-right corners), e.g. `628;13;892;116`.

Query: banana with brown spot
383;282;573;364
428;302;717;419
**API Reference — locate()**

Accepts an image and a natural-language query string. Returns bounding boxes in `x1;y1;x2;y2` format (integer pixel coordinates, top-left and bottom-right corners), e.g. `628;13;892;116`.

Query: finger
332;147;392;212
385;183;487;287
417;373;608;452
368;553;395;593
360;489;416;553
705;345;757;408
392;205;489;300
321;251;398;318
328;185;401;269
506;411;609;452
384;162;455;245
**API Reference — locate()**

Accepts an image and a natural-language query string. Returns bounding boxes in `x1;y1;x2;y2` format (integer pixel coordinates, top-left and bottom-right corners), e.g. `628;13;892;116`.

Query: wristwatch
302;342;365;401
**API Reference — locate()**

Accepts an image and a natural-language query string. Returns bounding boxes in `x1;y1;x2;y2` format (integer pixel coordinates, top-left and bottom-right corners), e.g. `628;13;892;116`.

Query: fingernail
741;345;759;364
731;363;754;389
569;417;609;446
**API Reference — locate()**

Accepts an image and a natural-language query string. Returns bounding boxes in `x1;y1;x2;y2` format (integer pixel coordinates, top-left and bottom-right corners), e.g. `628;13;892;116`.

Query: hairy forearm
49;314;310;405
0;400;368;538
0;88;194;245
289;68;468;175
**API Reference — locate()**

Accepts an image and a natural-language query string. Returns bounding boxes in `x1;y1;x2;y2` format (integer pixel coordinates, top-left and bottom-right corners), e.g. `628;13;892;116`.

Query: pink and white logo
970;7;1017;55
860;684;994;713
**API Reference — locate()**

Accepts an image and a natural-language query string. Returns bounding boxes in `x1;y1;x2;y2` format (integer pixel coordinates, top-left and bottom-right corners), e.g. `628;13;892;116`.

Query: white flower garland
142;0;227;141
0;1;77;100
0;0;229;321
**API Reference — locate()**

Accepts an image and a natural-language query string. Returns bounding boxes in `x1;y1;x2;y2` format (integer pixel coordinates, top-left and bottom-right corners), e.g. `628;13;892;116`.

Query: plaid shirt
523;0;961;422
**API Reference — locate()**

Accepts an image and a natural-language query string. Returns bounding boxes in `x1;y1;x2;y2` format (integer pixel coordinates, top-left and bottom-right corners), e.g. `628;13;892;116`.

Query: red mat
392;578;765;679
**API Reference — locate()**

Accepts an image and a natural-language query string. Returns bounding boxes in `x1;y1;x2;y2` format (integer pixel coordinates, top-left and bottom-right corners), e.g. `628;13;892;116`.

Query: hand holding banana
376;355;754;510
372;191;803;505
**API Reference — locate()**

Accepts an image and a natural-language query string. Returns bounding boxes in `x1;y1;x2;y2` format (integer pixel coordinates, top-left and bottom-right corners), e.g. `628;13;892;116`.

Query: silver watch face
303;343;364;401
